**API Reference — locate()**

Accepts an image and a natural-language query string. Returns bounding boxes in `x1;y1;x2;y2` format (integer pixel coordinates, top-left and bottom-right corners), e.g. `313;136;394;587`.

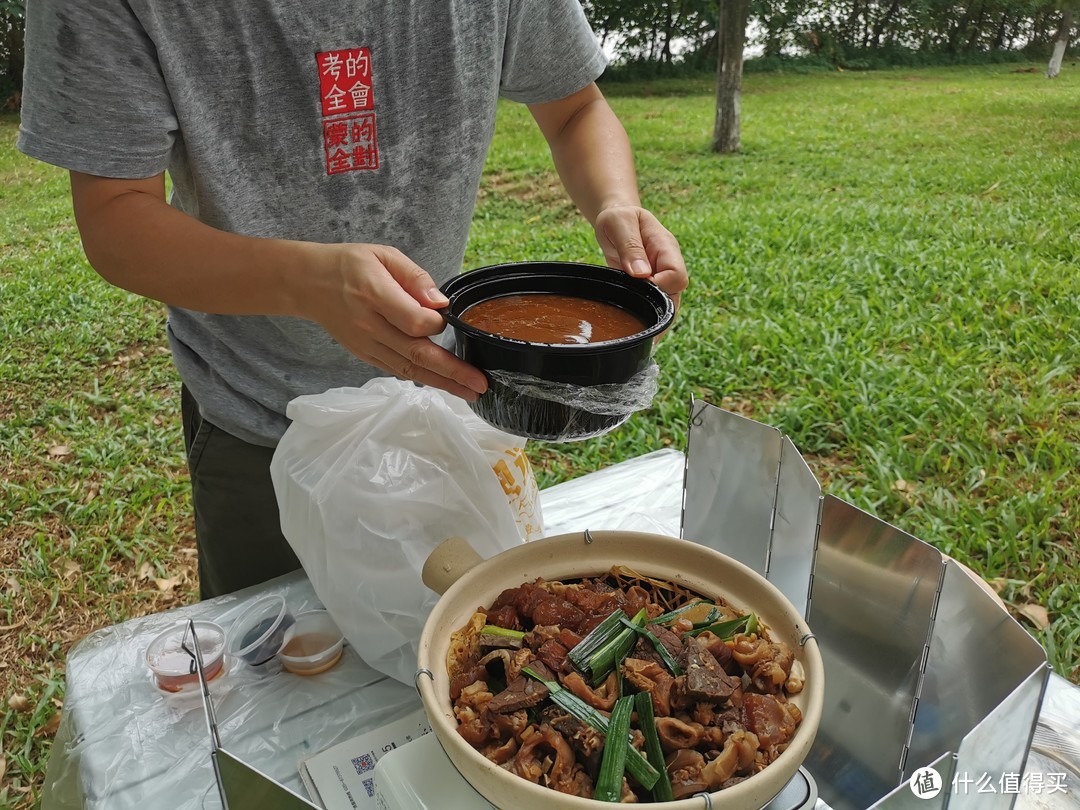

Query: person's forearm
539;92;641;224
71;173;325;318
529;85;688;302
69;171;488;399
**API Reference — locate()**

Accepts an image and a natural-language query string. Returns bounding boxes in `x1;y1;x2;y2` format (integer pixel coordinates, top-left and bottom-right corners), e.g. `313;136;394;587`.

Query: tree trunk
1033;9;1053;44
764;4;783;58
948;8;971;53
871;0;901;48
712;0;749;154
1048;7;1075;78
844;0;863;45
991;11;1009;50
967;3;988;51
661;7;673;64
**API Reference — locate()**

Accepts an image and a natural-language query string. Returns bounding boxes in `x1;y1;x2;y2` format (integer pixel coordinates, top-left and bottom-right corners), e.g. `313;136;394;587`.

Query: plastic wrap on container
477;362;659;442
441;261;674;444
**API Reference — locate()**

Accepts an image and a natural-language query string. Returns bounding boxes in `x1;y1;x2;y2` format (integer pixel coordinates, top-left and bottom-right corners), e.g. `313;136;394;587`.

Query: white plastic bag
269;378;543;685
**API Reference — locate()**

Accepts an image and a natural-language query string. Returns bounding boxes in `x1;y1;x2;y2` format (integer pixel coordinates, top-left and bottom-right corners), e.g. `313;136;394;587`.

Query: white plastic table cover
39;448;1080;809
39;449;688;810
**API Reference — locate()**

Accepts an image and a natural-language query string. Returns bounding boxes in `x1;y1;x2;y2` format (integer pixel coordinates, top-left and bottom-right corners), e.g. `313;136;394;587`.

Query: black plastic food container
439;262;675;441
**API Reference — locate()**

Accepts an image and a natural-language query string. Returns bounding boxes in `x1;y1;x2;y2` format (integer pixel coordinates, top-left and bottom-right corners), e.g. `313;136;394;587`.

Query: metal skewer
186;619;229;809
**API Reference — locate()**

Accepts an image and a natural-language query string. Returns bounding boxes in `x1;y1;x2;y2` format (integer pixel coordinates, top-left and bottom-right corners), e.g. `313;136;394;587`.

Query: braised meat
449;568;804;803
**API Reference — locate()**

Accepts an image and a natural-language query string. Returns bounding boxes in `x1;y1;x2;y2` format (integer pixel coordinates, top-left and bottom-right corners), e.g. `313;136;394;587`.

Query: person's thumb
377;245;450;309
599;209;652;278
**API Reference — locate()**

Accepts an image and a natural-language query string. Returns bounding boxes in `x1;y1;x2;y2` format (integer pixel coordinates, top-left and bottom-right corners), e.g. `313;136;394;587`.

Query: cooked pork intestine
449;570;804;803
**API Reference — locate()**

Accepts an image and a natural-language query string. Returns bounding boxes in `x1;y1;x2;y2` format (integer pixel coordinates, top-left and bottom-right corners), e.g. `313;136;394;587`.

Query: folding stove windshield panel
807;495;945;809
913;561;1049;810
680;400;1048;809
682;400;819;618
875;751;957;810
190;618;321;810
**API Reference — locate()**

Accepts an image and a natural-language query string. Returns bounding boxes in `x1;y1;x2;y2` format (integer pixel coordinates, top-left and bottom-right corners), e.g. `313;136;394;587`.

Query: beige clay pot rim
416;530;825;810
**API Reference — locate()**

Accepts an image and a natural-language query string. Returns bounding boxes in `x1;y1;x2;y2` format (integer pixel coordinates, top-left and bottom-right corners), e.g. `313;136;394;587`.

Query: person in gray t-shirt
18;1;689;597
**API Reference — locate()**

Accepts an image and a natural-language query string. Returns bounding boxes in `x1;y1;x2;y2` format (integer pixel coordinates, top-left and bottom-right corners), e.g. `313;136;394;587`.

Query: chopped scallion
480;625;525;639
594;695;634;801
588;608;647;684
685;612;756;639
653;598;714;625
567;609;625;674
691;605;725;627
521;667;660;790
634;691;675;802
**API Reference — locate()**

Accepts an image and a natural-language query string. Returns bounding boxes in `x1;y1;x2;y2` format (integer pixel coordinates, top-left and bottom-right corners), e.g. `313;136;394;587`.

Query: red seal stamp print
316;48;379;174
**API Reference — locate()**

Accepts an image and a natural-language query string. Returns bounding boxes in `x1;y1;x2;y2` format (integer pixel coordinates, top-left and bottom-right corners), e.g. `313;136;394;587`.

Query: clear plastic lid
145;620;226;692
225;594;295;666
278;610;344;675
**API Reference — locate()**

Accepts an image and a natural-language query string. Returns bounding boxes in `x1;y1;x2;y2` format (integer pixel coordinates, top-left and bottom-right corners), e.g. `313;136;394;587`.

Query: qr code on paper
352;752;377;775
363;777;375;797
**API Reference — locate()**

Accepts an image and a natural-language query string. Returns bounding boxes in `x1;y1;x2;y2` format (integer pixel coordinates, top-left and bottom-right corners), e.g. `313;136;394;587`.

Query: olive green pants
181;385;301;599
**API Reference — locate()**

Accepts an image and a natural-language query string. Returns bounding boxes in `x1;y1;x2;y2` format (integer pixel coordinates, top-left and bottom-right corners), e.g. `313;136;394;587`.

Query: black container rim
439;261;676;353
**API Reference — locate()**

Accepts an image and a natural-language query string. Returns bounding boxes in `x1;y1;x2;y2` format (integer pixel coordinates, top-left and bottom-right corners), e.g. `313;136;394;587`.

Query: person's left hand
593;205;688;312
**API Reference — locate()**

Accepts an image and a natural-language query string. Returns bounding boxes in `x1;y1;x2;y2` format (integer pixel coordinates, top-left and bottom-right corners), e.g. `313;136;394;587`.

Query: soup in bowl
439;262;675;442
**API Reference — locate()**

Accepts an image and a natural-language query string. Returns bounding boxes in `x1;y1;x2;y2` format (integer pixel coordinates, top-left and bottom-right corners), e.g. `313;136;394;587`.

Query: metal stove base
763;768;819;810
373;731;823;810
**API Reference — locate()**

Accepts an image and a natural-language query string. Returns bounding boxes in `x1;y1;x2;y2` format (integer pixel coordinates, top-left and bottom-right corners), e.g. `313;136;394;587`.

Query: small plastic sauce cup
146;620;226;692
226;594;295;666
279;610;344;675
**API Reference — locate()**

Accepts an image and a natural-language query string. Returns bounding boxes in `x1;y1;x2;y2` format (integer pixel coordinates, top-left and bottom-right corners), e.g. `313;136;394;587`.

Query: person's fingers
640;218;688;300
596;209;652;278
314;243;486;394
380;340;489;401
373;244;451;310
332;247;447;339
351;313;489;397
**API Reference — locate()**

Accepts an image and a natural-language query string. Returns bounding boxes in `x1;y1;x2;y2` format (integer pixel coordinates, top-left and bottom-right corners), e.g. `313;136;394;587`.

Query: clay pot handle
422;536;483;595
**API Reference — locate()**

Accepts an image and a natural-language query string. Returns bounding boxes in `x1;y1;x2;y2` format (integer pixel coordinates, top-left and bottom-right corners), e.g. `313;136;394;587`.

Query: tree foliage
583;1;717;64
1;0;24;104
0;1;1073;106
583;0;1071;70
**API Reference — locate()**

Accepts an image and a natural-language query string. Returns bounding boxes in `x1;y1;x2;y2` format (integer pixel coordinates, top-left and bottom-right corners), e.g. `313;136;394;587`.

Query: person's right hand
305;242;489;401
69;171;486;400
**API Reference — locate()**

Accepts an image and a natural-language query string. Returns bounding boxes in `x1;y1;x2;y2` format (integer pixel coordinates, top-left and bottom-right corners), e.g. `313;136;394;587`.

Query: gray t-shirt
19;1;606;445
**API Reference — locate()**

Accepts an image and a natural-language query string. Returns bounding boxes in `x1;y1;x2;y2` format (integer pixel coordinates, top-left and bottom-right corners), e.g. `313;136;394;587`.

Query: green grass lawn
2;64;1078;807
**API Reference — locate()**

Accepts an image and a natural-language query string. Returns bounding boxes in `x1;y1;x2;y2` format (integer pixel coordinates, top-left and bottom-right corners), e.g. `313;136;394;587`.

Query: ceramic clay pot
416;530;824;810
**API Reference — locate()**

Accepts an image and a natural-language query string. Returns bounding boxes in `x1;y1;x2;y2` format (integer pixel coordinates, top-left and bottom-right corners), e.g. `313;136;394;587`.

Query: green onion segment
635;691;675;802
521;667;660;790
594;695;634;801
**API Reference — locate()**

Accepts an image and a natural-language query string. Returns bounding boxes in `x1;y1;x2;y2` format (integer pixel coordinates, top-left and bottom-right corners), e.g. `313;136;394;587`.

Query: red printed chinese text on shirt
324;113;378;175
317;48;374;116
315;47;379;175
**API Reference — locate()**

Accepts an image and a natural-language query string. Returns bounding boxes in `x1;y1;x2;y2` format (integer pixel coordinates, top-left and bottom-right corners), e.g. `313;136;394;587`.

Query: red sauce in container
152;651;225;691
146;620;226;692
462;293;645;345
